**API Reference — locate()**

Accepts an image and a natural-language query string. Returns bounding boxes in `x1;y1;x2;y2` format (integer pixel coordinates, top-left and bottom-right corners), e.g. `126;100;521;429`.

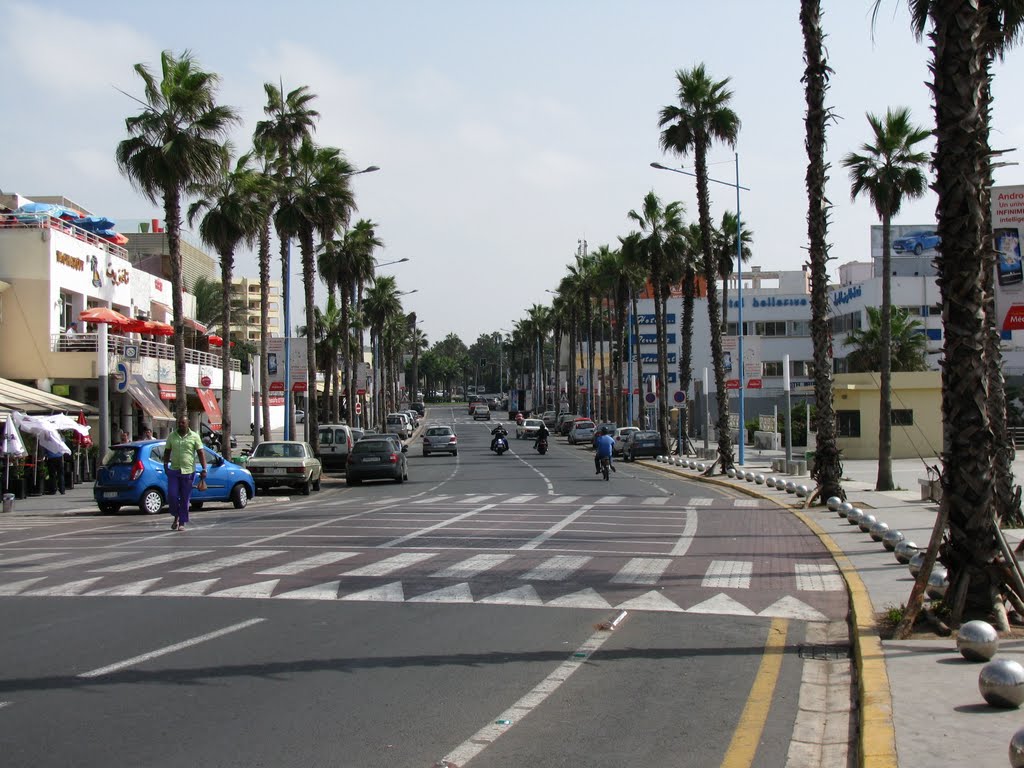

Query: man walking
44;439;68;495
162;415;207;532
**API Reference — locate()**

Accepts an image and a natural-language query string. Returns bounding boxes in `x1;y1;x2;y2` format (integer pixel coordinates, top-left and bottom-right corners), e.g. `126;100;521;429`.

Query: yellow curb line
639;459;899;768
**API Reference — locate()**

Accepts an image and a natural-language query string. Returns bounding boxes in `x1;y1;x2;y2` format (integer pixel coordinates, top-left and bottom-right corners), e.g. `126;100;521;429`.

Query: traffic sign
269;381;285;392
114;362;129;393
645;392;656;404
357;388;366;396
726;379;740;390
354;402;363;415
123;344;139;361
673;390;685;403
200;375;212;387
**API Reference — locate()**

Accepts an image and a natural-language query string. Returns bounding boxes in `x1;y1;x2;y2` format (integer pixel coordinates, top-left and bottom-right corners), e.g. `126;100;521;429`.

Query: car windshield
427;428;452;436
353;440;393;454
253;443;305;459
638;431;660;439
102;446;139;466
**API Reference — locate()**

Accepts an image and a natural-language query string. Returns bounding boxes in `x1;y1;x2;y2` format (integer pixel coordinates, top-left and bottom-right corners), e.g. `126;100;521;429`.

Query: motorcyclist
491;423;509;452
594;427;616;474
534;422;550;450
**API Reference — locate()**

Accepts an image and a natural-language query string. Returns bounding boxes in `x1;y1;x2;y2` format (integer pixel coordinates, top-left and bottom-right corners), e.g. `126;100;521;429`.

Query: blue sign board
641;353;676;365
633;313;677;325
630;333;676;345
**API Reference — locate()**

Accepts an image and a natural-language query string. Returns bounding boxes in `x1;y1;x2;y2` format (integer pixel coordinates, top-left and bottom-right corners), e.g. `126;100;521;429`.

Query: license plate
362;457;381;463
103;491;119;499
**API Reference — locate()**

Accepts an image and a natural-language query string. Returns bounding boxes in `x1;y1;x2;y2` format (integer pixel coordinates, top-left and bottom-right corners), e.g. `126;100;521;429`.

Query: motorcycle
492;435;509;455
535;436;548;455
599;455;611;481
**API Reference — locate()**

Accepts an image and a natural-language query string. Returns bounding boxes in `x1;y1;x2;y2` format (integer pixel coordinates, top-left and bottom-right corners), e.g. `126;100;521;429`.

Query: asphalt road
0;407;849;767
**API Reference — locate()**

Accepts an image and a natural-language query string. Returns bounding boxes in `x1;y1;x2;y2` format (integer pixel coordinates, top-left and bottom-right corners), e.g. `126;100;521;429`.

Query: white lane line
669;508;699;557
430;553;514;579
10;551;136;572
91;550;212;573
411;495;452;505
78;618;266;678
0;552;63;566
245;502;410;547
380;504;497;548
439;628;614;767
343;552;437;577
173;550;285;574
734;499;761;508
256;552;359;575
610;558;673;585
519;505;594;551
22;577;105;596
0;577;47;595
702;560;753;589
86;578;162;596
521;555;592;581
795;563;844;591
688;498;714;506
593;496;625;505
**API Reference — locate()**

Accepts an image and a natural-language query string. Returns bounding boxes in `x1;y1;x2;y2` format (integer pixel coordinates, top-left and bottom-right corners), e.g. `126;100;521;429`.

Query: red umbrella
75;410;92;448
208;334;223;347
143;320;174;336
79;307;131;327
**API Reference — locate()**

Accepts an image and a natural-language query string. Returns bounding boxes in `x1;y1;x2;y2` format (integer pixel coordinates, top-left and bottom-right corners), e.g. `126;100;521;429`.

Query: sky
3;1;1023;348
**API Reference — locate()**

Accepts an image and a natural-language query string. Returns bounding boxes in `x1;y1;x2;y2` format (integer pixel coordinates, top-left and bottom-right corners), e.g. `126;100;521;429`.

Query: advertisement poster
266;337;309;392
993;185;1024;331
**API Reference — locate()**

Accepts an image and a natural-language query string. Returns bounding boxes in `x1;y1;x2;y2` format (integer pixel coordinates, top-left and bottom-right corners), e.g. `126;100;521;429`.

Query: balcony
51;332;240;372
0;212;128;260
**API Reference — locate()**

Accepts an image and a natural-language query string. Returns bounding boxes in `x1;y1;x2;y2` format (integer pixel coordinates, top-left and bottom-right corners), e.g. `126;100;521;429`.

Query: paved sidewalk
648;450;1024;768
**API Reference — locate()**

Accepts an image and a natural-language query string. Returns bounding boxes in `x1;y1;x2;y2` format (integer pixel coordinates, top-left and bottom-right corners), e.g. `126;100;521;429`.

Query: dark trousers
46;456;65;494
167;469;195;524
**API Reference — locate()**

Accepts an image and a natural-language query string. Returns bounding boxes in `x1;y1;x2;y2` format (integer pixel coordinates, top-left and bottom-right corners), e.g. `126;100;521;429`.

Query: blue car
93;440;255;515
892;230;940;255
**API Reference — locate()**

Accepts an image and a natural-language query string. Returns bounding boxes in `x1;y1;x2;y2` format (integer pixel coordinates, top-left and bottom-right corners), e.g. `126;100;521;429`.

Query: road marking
610;557;672;585
702;560;753;589
615;591;685;612
411;495;453;505
0;577;46;595
687;593;756;616
244;503;408;547
209;579;281;599
759;596;827;622
408;582;474;603
519;505;594;551
430;553;514;579
439;627;615;767
734;499;761;508
78;617;266;678
460;495;496;504
10;551;137;572
86;578;162;596
91;550;212;573
380;504;497;548
594;496;625;504
688;497;714;506
256;552;359;575
341;581;405;602
548;496;579;504
275;580;340;600
546;588;612;609
720;617;788;768
146;578;220;596
173;550;285;573
506;495;537;503
22;577;105;596
343;552;437;577
521;555;591;581
0;552;62;566
478;585;543;605
795;563;844;591
669;508;698;556
642;497;670;505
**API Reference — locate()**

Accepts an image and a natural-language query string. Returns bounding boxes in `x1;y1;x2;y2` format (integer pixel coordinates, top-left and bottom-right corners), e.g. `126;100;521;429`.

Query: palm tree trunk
657;284;671;446
553;320;563;413
877;216;895;490
614;289;627;426
300;227;319;453
220;250;233;460
679;265;696;448
632;293;644;428
164;189;187;418
802;0;843;500
568;317;577;415
258;220;272;443
280;237;295;440
586;305;596;420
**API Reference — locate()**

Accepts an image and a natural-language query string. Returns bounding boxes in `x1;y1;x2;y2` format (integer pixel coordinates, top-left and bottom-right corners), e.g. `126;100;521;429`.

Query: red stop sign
200;375;211;387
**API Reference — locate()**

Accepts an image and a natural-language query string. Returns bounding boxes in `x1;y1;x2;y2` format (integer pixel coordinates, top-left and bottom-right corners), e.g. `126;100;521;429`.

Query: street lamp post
651;156;750;464
283;164;380;440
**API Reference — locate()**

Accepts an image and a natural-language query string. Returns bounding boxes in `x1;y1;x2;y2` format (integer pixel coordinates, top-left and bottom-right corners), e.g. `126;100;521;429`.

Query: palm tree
676;223;704;446
116;49;239;416
254;82;320;440
191;276;225;332
800;1;843;502
659;64;740;472
618;232;649;427
845;307;929;373
339;220;383;426
842;107;930;491
188;153;268;459
364;275;403;427
715;211;754;334
628;191;685;447
409;325;428;402
274;139;356;452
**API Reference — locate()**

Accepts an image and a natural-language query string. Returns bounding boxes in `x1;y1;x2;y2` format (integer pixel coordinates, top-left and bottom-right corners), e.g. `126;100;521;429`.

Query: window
763;361;784;377
789;320;811;337
836;410;861;438
891;409;913;426
833;357;850;374
754;321;787;337
790;360;812;378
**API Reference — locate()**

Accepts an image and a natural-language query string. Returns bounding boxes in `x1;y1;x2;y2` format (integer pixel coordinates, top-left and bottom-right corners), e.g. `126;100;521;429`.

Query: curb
639;459;899;768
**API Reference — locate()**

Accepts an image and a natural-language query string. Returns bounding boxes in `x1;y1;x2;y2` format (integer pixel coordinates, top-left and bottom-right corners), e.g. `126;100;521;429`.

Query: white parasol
11;412;87;456
2;415;28;493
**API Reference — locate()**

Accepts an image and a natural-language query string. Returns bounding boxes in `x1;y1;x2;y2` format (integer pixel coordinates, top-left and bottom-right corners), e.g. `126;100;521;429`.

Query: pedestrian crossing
402;493;725;508
0;547;845;620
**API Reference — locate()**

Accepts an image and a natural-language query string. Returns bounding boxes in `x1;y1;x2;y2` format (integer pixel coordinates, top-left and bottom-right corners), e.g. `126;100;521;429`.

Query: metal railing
0;213;129;259
51;332;240;371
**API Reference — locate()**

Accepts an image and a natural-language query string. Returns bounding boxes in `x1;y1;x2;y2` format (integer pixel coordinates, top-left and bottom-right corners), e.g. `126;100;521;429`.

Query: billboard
993;185;1024;331
266;337;309;393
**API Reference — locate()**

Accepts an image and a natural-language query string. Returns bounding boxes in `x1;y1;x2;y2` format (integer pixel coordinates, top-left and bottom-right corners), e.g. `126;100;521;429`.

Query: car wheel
189;501;204;511
394;472;404;484
98;503;119;515
232;483;250;509
914;243;923;255
452;449;458;456
140;488;164;515
313;475;321;491
423;449;430;457
300;479;311;496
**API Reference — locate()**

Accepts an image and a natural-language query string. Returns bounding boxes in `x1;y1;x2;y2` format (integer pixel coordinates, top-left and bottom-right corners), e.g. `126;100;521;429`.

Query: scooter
599;455;611;481
535;436;548;455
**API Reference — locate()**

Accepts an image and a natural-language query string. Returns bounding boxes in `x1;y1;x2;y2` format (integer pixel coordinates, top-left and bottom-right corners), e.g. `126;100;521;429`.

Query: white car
517;418;544;440
613;426;640;456
568;420;596;445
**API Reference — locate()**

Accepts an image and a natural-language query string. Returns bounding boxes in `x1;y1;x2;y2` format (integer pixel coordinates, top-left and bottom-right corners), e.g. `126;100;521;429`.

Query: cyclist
594;426;616;474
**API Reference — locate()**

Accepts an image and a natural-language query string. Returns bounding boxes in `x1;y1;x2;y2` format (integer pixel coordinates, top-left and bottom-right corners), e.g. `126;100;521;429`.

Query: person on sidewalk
162;415;207;532
594;427;616;474
43;440;67;495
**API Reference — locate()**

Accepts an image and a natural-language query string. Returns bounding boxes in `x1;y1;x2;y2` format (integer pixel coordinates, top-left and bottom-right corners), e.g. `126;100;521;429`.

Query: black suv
410;401;425;416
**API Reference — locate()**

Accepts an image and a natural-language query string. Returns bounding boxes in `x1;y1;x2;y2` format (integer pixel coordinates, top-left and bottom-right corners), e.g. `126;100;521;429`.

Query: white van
385;412;412;440
317;424;354;471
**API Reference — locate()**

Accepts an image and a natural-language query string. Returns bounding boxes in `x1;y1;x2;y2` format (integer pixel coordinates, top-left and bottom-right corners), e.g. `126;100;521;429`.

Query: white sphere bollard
979;659;1024;708
894;540;918;564
1010;726;1024;767
882;529;904;552
698;462;707;473
726;467;736;478
744;471;755;482
826;496;842;512
754;473;765;485
909;551;926;577
765;476;776;489
869;521;890;542
926;567;949;600
785;480;797;494
838;501;853;519
795;484;809;497
847;507;863;525
958;620;999;662
858;513;877;533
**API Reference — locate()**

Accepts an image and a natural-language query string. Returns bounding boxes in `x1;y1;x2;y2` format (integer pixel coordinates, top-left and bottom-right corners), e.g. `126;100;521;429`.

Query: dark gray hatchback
345;438;409;485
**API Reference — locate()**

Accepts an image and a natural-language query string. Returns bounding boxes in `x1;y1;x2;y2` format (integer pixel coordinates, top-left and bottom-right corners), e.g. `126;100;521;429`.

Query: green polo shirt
164;429;205;472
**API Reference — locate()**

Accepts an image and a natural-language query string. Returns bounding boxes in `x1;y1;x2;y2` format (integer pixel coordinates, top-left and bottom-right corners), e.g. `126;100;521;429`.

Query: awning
183;317;208;333
127;374;175;422
0;376;96;421
158;383;176;401
196;388;222;432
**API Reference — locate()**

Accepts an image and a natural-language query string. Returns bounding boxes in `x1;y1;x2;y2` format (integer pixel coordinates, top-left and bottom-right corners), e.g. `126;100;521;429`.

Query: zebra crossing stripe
343;552;438;577
506;495;537;504
794;563;844;591
759;596;827;622
702;560;753;589
86;578;162;597
734;499;761;508
610;557;672;585
688;498;714;506
669;509;698;557
521;555;592;581
92;550;213;572
430;554;514;579
615;591;684;612
548;496;579;504
275;581;340;600
11;551;136;573
209;579;281;599
687;593;756;616
546;588;612;609
0;552;62;566
22;577;105;596
146;578;220;597
256;552;359;575
594;496;625;505
408;583;474;603
478;585;543;606
0;577;46;595
173;550;285;574
411;495;452;505
461;495;495;504
341;581;405;602
642;497;671;505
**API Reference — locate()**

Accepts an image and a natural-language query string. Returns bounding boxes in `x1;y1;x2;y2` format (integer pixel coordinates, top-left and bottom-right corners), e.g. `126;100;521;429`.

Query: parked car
346;437;409;485
568;420;596;445
517;418;544;440
247;440;323;495
316;424;354;472
422;425;458;456
557;414;581;436
541;411;558;428
385;412;412;439
892;230;940;255
404;409;420;429
472;403;491;421
612;426;640;456
623;430;665;462
294;409;305;424
93;440;254;515
410;401;425;416
350;428;365;442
